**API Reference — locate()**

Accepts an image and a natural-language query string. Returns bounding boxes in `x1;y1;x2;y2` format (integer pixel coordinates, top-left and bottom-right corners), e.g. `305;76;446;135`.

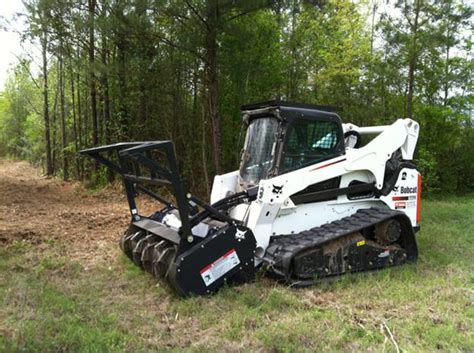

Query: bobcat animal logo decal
235;228;247;241
272;184;284;194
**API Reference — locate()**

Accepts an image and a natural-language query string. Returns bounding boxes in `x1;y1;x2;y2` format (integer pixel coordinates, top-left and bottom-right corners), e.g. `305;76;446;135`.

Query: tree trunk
443;16;451;106
407;54;416;119
370;2;377;57
59;52;68;180
205;0;221;174
407;0;421;120
116;23;129;139
88;0;99;148
101;28;113;182
52;69;60;174
201;103;210;196
70;64;80;179
288;1;298;100
41;32;53;176
76;70;84;179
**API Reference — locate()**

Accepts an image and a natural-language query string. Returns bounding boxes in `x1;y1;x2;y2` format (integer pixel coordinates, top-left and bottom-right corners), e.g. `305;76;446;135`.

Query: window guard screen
281;119;341;172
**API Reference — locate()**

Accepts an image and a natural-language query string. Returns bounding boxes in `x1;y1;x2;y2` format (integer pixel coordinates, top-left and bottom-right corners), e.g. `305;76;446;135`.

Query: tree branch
13;53;41;90
223;1;275;23
153;33;205;62
185;0;209;30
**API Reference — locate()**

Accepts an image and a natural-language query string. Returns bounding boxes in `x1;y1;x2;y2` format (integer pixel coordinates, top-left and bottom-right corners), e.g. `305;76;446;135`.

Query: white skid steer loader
81;101;421;296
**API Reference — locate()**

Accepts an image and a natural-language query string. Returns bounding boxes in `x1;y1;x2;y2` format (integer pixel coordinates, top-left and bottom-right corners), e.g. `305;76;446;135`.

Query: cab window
281;119;341;172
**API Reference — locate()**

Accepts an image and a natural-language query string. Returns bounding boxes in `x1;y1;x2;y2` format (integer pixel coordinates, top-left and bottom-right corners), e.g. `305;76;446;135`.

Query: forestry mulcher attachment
81;101;421;296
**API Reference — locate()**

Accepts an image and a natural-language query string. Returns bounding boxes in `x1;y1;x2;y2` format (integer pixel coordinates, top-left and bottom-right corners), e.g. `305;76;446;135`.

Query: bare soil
0;160;139;267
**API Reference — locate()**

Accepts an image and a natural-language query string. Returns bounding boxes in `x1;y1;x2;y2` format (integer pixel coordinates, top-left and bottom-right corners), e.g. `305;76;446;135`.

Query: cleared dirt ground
0;159;472;352
0;160;130;265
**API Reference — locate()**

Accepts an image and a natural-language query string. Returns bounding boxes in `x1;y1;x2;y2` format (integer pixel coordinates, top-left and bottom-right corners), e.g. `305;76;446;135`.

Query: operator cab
239;101;345;188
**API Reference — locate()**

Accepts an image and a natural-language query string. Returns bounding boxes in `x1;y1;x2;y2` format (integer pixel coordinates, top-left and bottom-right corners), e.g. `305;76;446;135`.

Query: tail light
416;173;422;224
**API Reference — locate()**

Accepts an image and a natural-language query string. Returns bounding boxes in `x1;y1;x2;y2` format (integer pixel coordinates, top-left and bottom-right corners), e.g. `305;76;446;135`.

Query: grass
1;196;473;352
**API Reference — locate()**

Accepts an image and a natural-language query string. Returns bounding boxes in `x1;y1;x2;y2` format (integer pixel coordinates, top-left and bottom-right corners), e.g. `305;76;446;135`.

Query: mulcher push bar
80;141;193;244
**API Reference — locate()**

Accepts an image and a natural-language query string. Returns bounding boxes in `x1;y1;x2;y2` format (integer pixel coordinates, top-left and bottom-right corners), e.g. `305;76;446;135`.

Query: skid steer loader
81;101;421;296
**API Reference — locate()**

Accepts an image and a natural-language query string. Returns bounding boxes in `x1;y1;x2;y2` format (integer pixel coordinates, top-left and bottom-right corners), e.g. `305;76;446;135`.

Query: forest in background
0;0;472;196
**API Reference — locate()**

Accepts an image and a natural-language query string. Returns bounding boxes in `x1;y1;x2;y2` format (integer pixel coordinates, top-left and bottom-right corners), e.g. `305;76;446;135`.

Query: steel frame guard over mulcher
80;141;257;256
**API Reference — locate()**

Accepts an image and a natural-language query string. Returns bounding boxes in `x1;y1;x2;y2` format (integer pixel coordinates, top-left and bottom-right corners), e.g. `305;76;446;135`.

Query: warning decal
395;201;406;209
200;249;240;287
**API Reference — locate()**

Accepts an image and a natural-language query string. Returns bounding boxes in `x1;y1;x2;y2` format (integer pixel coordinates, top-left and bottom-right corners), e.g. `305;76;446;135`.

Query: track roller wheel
375;219;401;245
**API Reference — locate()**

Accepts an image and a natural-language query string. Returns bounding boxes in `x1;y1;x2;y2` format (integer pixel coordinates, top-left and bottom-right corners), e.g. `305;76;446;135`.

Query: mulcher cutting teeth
121;231;145;260
140;241;158;273
133;233;164;268
151;243;176;278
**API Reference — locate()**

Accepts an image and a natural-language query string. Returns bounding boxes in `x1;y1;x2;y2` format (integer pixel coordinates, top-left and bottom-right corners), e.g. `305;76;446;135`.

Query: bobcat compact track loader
81;101;421;296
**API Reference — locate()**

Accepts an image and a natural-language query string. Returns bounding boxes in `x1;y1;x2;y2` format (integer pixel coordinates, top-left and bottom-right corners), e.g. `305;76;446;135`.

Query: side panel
210;170;239;204
270;199;387;236
380;168;421;227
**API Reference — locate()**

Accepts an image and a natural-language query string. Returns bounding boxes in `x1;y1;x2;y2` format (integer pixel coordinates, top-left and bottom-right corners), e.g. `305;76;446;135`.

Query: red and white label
395;201;406;209
200;249;240;287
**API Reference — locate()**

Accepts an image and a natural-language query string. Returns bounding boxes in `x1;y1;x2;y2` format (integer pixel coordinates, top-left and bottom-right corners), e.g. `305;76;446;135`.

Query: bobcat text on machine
81;101;421;296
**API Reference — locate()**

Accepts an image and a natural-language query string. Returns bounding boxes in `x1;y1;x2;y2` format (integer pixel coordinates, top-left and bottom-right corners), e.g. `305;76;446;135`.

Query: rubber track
263;207;412;281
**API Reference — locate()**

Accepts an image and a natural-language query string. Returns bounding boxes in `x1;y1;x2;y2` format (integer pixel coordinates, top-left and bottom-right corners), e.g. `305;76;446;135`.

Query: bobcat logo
272;184;284;194
393;186;399;192
235;228;247;241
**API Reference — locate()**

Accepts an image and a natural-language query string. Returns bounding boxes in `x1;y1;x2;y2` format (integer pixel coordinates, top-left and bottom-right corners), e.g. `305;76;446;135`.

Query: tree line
0;0;472;195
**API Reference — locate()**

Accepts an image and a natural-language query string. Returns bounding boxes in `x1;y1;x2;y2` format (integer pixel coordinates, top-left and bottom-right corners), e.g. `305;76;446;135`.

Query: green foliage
220;10;285;168
416;147;439;193
0;0;472;194
0;93;10;156
0;64;39;159
415;104;474;193
23;112;45;162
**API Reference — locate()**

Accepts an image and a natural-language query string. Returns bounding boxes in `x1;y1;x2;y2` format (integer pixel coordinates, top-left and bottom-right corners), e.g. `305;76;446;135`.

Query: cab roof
241;100;343;124
241;100;341;113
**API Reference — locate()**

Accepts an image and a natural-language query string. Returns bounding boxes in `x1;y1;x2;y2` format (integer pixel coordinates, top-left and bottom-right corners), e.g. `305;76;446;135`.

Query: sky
0;0;25;91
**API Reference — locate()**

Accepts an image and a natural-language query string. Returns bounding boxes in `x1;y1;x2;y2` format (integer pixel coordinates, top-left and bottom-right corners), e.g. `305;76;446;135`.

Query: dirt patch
0;159;156;267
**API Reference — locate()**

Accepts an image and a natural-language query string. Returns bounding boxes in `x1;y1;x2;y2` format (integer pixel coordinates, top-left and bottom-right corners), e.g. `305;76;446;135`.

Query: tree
2;0;471;195
23;0;55;175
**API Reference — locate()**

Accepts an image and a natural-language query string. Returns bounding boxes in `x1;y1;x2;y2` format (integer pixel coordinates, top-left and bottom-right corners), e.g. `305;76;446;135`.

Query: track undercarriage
264;208;417;286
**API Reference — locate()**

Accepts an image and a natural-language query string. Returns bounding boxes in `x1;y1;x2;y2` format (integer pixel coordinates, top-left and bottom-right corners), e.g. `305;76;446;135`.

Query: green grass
1;196;473;352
